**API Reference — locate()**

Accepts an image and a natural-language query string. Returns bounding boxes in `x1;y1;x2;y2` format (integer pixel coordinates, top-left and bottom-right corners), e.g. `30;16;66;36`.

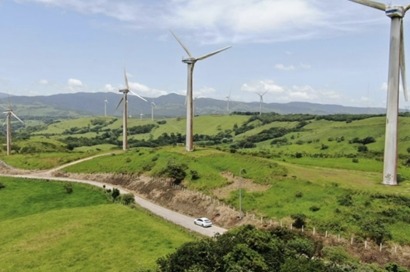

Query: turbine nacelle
386;6;405;18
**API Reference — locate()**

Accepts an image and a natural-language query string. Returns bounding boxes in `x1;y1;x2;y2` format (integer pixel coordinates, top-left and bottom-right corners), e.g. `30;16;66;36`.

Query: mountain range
0;92;386;119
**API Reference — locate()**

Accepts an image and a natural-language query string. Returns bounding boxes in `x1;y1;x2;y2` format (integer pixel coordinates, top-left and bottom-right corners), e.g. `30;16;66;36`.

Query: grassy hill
0;177;195;271
2;113;410;247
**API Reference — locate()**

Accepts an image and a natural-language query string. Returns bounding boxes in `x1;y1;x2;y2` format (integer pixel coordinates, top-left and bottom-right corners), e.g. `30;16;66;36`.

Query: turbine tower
116;69;147;151
151;102;156;121
257;91;267;115
226;90;231;113
3;105;24;156
171;31;231;152
350;0;410;186
104;98;108;117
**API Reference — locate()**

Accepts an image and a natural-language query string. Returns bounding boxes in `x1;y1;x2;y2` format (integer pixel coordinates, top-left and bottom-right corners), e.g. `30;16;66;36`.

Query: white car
194;217;212;228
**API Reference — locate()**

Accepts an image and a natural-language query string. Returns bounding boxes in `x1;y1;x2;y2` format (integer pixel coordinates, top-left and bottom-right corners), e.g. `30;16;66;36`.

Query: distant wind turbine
226;90;231;113
170;31;231;152
256;91;267;115
104;98;108;117
140;113;144;120
116;69;147;150
151;102;156;121
350;0;410;185
2;104;24;156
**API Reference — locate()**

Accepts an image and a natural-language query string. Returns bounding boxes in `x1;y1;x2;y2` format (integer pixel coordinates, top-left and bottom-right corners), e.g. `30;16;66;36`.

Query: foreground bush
156;225;399;272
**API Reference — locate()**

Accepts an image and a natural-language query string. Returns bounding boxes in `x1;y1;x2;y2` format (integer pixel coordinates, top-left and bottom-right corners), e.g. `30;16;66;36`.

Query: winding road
0;153;227;237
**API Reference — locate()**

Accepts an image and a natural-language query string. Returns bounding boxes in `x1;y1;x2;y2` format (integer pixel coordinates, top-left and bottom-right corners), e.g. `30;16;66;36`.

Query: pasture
0;177;195;271
2;113;410;246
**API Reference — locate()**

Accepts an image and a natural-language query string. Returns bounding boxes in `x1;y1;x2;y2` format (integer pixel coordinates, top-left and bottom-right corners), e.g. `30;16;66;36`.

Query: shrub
357;145;368;153
0;182;5;190
121;193;135;205
360;220;392;244
309;206;320;212
291;214;306;229
295;192;303;198
111;188;120;201
352;158;359;163
190;170;200;180
159;161;188;185
338;194;353;206
63;183;73;194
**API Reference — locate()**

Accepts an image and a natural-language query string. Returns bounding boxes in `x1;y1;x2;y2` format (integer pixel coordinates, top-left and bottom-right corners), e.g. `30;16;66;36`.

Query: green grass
0;178;195;271
0;151;102;170
63;147;288;191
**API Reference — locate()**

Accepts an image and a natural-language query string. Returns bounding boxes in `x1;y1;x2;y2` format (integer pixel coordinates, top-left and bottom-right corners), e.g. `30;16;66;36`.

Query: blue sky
1;0;410;107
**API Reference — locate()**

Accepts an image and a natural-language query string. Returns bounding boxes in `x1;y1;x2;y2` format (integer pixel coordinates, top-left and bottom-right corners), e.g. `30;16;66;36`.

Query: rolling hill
0;92;386;119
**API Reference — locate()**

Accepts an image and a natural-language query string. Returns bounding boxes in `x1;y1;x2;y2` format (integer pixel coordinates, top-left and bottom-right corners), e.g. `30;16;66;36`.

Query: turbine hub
119;89;129;93
386;6;405;18
182;58;196;64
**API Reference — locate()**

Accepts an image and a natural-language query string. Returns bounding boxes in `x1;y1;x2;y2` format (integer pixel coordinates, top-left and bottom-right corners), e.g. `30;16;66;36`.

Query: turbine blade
124;69;130;90
405;4;410;12
11;112;24;124
196;46;232;61
348;0;386;11
116;97;124;110
170;30;193;58
129;90;148;102
400;21;408;101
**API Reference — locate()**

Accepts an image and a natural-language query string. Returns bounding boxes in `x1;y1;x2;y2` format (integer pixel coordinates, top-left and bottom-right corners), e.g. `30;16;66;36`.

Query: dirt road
0;154;227;237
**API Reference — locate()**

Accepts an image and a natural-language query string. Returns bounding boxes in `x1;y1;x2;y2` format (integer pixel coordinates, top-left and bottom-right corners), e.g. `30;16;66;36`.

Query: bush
64;183;73;194
190;170;200;180
0;182;5;190
309;206;320;212
291;214;306;229
159;161;188;185
121;193;135;205
295;192;303;198
338;194;353;206
111;188;120;201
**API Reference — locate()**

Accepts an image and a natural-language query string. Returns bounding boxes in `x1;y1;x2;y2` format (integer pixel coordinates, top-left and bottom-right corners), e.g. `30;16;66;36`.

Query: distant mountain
0;92;386;119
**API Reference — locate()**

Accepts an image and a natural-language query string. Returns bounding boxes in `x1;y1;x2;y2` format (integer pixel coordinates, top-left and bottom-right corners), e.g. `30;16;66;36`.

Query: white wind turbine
350;0;410;186
257;91;267;115
2;104;24;156
116;69;147;151
226;90;231;113
104;98;108;117
151;102;156;121
170;31;231;152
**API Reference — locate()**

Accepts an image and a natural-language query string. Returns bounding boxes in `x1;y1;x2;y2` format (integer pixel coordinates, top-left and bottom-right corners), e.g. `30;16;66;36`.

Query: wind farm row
2;0;410;187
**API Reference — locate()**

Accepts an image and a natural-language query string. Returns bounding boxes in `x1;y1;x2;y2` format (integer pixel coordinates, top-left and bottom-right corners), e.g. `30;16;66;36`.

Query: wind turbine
151;102;156;121
2;104;24;156
116;69;147;150
256;91;267;115
226;90;231;113
350;0;410;186
104;98;108;117
170;31;231;152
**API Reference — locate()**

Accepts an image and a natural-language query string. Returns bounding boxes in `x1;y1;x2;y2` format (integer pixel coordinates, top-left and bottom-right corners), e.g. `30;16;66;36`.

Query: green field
0;178;195;271
3;113;410;247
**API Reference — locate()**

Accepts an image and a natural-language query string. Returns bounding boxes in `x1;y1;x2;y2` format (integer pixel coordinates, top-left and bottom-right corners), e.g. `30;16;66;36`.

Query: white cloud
241;80;285;94
104;84;115;92
275;63;311;71
67;78;83;91
275;64;295;71
381;82;388;91
18;0;353;44
128;81;167;97
38;79;48;85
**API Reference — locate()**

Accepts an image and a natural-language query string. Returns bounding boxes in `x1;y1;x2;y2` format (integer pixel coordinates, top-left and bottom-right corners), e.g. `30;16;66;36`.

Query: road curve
0;171;227;237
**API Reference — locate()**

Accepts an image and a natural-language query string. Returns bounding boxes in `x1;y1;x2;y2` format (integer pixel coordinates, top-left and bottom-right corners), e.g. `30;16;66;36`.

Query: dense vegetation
157;225;407;272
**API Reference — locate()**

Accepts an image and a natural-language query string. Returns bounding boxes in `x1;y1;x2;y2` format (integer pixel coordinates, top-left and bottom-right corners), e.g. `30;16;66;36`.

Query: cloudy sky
1;0;410;107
